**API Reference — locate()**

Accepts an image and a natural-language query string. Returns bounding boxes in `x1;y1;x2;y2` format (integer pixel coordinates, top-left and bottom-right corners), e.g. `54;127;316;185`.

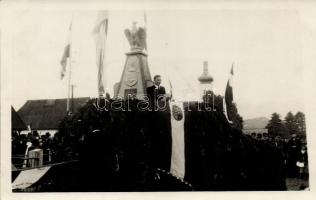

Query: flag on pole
168;78;173;101
92;11;109;96
225;64;234;105
224;63;234;122
60;22;72;80
60;44;70;80
169;101;185;179
223;98;232;123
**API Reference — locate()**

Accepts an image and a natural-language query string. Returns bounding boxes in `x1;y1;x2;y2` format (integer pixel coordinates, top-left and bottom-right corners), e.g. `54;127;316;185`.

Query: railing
12;160;79;172
12;152;52;170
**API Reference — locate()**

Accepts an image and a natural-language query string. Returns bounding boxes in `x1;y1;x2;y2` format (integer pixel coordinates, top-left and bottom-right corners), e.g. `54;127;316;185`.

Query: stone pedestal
28;149;43;168
114;50;152;100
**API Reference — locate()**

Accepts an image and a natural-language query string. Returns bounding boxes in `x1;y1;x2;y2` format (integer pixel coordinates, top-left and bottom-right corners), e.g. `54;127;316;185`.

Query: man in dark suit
146;75;166;111
146;75;172;171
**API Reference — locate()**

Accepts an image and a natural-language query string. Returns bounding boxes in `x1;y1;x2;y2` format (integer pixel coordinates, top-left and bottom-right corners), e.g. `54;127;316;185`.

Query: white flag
93;11;109;96
169;101;186;179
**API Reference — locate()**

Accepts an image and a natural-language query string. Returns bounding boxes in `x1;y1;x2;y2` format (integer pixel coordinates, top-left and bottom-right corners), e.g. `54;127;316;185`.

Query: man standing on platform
146;75;172;171
147;75;167;111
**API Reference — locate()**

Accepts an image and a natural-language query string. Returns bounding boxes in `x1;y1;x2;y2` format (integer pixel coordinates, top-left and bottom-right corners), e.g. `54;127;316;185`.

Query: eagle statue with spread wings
124;22;147;51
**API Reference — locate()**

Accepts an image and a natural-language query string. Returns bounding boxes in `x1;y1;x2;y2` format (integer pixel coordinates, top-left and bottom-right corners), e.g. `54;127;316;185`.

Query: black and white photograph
1;1;316;199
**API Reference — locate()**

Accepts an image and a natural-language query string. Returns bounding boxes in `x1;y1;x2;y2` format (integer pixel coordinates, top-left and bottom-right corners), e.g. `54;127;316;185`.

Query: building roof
12;106;27;131
18;97;90;130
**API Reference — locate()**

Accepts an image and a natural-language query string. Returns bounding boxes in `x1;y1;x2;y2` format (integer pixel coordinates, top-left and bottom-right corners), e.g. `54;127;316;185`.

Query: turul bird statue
124;22;147;51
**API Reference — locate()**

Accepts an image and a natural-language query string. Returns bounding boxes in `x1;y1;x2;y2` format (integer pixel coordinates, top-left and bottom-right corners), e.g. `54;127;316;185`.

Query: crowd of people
12;131;60;168
11;126;309;191
249;132;309;181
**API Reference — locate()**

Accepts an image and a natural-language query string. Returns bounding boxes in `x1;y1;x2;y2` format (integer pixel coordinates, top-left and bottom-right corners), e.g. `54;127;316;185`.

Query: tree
294;111;306;136
284;111;299;136
266;113;289;138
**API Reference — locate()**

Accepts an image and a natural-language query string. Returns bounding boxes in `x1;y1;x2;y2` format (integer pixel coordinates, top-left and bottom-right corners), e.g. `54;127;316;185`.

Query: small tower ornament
198;61;214;99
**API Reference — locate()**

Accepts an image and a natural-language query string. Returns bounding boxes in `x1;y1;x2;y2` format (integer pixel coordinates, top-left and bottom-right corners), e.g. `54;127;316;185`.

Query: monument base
114;50;152;100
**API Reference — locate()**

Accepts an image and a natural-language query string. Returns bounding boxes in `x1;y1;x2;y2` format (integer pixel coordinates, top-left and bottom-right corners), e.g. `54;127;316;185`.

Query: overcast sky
6;9;306;119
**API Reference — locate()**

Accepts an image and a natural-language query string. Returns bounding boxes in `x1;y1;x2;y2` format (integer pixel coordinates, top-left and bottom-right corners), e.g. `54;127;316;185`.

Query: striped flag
224;63;234;122
223;98;232;123
60;22;72;80
92;11;109;96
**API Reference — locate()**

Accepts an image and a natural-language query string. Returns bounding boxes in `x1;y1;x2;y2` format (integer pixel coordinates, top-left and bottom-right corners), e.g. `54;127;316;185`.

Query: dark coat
146;85;166;109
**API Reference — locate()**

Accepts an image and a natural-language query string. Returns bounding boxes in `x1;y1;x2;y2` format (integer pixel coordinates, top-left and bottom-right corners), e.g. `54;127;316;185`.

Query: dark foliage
285;112;298;136
51;98;286;191
266;113;289;138
294;112;306;136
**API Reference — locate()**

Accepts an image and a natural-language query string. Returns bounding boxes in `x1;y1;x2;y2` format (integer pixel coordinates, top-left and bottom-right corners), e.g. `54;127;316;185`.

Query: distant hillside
243;117;269;130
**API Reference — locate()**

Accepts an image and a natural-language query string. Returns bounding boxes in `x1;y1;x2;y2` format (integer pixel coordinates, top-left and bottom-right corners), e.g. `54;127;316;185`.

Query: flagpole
102;21;107;96
66;17;73;112
93;11;109;98
97;21;106;97
66;57;72;112
223;62;234;124
71;84;75;113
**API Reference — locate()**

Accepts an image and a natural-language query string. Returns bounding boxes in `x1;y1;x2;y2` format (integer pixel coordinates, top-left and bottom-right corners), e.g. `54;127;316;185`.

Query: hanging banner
169;101;185;179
